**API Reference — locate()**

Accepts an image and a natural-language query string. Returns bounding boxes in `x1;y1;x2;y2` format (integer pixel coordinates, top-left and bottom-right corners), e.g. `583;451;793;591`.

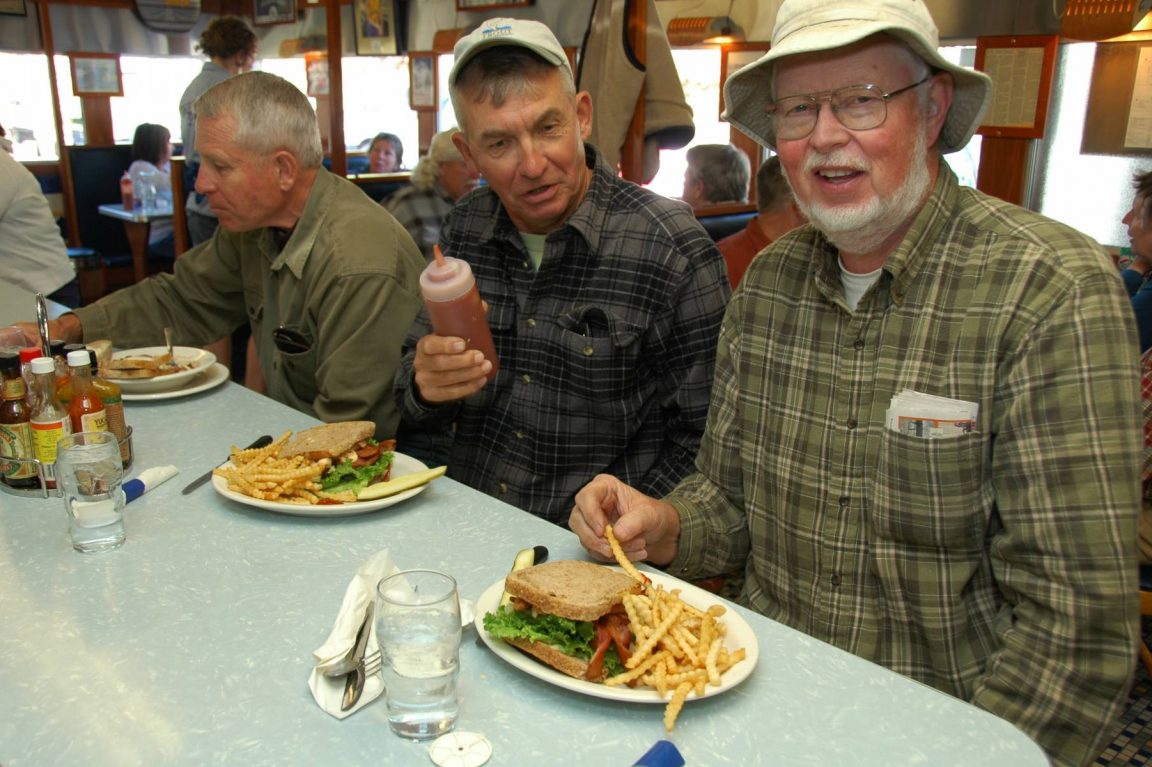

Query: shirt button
839;495;849;508
526;318;536;328
830;573;842;587
583;345;594;356
515;431;524;439
522;261;530;269
498;483;508;494
853;338;865;350
846;418;857;429
521;374;531;384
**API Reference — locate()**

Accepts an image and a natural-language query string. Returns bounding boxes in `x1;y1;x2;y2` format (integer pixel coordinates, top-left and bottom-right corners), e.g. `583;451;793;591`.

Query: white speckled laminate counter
0;378;1048;766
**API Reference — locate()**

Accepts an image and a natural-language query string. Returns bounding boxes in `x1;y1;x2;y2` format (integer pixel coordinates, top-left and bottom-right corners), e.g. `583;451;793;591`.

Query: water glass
375;569;461;740
56;431;125;553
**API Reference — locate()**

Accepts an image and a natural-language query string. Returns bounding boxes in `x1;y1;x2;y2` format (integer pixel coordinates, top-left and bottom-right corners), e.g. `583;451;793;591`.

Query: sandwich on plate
279;421;393;496
483;560;643;681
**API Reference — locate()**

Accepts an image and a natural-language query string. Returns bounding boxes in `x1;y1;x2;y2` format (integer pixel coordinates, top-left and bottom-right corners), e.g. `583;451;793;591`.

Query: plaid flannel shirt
667;166;1142;767
384;182;455;262
395;144;730;524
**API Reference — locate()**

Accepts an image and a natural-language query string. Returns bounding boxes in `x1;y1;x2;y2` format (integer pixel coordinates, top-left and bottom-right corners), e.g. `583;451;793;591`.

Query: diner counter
0;382;1048;766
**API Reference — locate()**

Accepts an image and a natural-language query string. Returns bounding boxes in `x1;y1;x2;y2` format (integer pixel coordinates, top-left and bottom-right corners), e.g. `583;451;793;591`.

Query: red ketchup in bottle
420;245;499;383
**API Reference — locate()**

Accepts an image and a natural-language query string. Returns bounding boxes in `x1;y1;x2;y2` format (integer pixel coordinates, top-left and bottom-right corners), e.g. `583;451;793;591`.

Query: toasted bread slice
104;352;174;371
506;637;595;680
86;339;113;368
504;560;643;623
280;421;375;461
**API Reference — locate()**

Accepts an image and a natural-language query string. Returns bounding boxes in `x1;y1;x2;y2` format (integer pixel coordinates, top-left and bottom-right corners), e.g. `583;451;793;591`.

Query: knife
180;435;273;494
341;602;376;711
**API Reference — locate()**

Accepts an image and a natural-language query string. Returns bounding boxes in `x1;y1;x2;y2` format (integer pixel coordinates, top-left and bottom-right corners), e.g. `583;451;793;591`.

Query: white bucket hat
449;17;571;86
722;0;992;154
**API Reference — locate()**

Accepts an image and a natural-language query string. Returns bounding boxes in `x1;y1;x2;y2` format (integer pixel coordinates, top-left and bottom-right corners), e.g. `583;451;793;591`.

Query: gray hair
194;71;323;168
686;144;751;204
450;46;575;137
410;130;464;190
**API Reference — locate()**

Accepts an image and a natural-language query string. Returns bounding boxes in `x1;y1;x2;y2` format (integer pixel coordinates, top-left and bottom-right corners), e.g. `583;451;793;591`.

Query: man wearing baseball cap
394;19;729;527
571;1;1141;763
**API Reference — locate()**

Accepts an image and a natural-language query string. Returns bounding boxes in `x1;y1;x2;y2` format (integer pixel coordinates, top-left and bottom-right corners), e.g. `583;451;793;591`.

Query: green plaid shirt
667;166;1141;766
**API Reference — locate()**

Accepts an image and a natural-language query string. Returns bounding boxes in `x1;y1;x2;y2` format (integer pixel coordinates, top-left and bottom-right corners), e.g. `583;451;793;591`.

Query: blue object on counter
633;740;685;767
123;465;179;504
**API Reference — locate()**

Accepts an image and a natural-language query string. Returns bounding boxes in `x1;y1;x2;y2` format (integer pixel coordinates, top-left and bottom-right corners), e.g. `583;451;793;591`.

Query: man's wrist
56;313;83;344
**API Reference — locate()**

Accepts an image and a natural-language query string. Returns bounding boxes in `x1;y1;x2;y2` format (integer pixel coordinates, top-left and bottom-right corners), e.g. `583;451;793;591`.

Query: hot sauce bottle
59;348;130;468
66;350;108;434
420;245;499;382
0;351;38;491
29;356;72;490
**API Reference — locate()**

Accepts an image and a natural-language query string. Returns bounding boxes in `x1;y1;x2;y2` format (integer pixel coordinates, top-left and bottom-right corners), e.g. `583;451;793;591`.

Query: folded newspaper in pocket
884;389;978;438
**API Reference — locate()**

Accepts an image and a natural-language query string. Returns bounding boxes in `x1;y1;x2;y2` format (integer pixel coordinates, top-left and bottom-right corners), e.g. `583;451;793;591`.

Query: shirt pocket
870;429;989;550
553;306;644;417
273;323;318;404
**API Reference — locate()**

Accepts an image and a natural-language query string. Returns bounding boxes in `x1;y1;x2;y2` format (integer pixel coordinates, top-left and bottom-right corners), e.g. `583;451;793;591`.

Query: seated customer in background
1123;170;1152;351
716;155;805;288
384;129;480;261
127;122;176;260
571;0;1140;762
367;132;404;173
0;133;79;307
19;72;424;438
681;143;751;208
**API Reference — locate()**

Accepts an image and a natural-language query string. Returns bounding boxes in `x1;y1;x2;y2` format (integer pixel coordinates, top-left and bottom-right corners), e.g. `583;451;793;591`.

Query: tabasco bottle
29;356;71;490
66;350;108;434
58;348;131;468
0;351;38;490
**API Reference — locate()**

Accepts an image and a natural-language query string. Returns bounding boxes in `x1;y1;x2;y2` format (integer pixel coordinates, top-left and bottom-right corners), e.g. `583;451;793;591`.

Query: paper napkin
307;548;397;719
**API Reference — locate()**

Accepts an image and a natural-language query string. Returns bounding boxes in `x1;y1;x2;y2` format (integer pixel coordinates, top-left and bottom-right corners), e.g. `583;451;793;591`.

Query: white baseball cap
449;17;571;86
722;0;992;154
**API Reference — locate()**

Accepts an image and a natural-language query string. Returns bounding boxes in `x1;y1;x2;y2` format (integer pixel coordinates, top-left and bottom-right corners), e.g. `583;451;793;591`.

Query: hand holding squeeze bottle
419;245;499;384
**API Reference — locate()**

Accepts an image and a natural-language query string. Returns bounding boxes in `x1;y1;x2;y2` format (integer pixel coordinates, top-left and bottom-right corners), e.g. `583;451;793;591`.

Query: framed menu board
1082;41;1152;157
974;35;1058;139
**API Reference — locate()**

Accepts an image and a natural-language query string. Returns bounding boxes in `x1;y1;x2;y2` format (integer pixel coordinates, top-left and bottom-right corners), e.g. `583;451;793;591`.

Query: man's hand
13;314;83;347
570;474;681;567
412;334;493;403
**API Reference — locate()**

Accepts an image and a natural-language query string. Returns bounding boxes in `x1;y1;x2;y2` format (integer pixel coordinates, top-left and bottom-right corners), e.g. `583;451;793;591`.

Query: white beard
792;128;931;256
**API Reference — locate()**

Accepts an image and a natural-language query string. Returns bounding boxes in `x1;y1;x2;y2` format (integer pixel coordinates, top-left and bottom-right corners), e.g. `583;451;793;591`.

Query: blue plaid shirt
395;144;730;524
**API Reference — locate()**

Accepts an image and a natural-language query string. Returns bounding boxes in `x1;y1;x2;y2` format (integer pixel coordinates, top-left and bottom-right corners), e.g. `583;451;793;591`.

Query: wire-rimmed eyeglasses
765;75;933;141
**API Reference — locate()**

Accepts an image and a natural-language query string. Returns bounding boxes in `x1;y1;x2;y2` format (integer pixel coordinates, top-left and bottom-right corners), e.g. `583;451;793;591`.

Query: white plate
108;346;217;393
211;452;434;516
121;362;230;402
476;567;759;704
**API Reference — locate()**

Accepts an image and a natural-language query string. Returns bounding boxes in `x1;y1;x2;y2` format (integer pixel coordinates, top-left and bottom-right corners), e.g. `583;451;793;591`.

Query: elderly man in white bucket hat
570;1;1141;764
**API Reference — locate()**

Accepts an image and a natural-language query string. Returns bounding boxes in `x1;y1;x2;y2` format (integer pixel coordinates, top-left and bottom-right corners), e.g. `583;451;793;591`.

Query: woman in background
1123;170;1152;352
367;132;404;173
127;123;174;260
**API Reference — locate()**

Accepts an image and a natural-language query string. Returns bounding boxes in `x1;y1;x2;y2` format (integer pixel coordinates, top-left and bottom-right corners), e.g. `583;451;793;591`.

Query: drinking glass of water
375;569;461;740
56;431;125;552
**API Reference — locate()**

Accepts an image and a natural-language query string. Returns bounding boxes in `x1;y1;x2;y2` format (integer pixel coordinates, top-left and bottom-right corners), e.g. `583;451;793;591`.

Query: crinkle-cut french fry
605;650;669;686
627;602;683;669
604;524;646;582
664;682;693;732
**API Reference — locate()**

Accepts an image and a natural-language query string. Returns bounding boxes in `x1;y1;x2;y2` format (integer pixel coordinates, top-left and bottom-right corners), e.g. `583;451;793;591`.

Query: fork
341;649;384;710
362;651;383;677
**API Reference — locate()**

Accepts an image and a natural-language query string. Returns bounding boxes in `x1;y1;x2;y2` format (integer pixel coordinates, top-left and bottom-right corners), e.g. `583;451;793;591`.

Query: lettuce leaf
320;449;393;495
482;606;595;659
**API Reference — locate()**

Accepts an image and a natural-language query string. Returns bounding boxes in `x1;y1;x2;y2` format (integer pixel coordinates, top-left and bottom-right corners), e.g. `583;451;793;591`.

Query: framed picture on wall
354;0;398;55
719;42;770;118
253;0;295;25
0;0;27;16
409;52;437;110
305;52;329;97
69;53;123;97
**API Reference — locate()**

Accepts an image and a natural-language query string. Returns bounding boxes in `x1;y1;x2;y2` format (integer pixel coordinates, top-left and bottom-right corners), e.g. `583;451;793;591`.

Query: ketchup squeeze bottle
420;245;499;382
